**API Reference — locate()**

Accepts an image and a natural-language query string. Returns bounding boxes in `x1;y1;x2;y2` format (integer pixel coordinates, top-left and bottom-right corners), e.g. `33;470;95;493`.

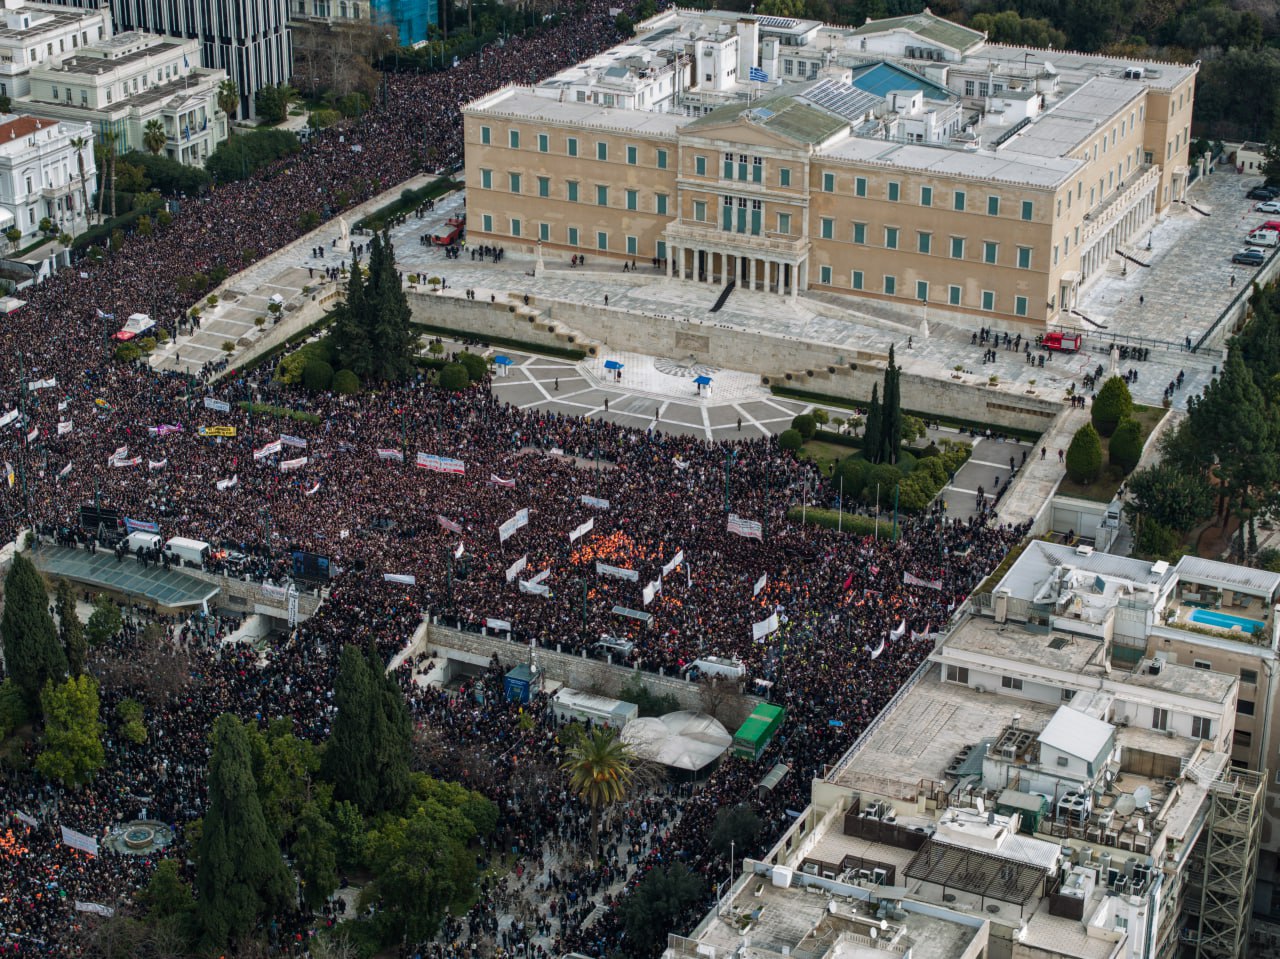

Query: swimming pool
1188;607;1266;634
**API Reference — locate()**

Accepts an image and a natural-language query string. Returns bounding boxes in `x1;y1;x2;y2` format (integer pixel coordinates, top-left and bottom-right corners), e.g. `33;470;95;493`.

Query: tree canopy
328;231;417;384
35;675;104;787
1;553;67;711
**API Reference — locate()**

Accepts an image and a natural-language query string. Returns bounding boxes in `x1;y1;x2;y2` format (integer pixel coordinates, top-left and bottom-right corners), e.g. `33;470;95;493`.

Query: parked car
1246;229;1280;247
1257;200;1280;213
1247;185;1280;200
1232;248;1267;266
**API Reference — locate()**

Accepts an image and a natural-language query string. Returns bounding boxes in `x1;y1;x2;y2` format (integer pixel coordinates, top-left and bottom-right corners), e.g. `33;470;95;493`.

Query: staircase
709;279;735;313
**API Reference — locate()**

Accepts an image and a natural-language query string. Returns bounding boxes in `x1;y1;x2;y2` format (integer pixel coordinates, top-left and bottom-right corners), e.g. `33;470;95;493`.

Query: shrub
913;456;948;486
438;363;470;391
0;678;28;740
897;471;939;512
1109;418;1143;474
333;369;361;394
939;441;972;476
114;343;141;363
833;456;870;497
115;698;147;745
812;409;829;425
135;336;157;355
302;358;334;391
791;413;817;440
778;428;803;452
786;506;890;537
457;351;489;382
1065;423;1103;484
1091;376;1133;437
919;443;940;459
220;340;235;354
867;463;902;506
1256;547;1280;573
894;450;916;475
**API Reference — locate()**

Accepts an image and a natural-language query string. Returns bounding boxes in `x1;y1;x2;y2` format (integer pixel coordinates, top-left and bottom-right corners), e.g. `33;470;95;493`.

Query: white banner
262;584;288;601
203;396;231;413
596;562;638;582
662;550;685;577
0;409;15;429
753;573;768;597
642;578;661;607
111;456;141;468
27;377;57;391
498;508;529;543
383;573;416;586
304;481;321;496
437;515;462;535
57;420;72;435
903;571;944;591
505;555;528;583
280;456;308;472
253;440;283;461
569;518;594;543
890;619;907;641
148;458;167;471
580;494;611;510
519;580;550;596
279;434;307;449
74;901;114;918
529;568;551;585
728;513;763;540
58;461;72;479
486;618;512;633
13;810;37;828
60;825;98;856
870;636;886;660
216;475;238;491
453;541;464;559
751;613;780;642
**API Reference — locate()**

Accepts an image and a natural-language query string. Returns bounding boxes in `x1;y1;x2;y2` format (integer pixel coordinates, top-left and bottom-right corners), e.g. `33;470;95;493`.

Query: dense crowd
0;2;1029;954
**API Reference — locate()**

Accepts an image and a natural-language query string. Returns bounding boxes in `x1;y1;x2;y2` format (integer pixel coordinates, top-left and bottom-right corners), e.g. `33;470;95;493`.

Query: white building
0;112;94;238
21;32;227;166
0;0;111;101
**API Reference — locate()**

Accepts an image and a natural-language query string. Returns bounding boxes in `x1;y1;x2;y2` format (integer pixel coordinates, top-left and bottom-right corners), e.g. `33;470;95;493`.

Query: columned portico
663;222;809;301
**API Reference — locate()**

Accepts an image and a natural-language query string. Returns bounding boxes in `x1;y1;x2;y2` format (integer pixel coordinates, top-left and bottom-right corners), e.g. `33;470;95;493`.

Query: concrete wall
408;289;1062;433
178;567;325;622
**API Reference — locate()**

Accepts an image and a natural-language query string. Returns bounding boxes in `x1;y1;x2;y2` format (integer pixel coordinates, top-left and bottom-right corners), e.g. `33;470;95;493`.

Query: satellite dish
1115;794;1137;816
1133;785;1152;808
1043;61;1057;75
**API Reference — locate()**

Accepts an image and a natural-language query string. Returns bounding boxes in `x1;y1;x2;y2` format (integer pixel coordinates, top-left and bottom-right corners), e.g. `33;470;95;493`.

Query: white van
125;531;162;554
1246;229;1279;247
164;536;211;568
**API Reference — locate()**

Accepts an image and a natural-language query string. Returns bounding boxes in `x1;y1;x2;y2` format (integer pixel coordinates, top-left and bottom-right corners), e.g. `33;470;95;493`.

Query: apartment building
0;112;95;238
464;9;1197;330
22;32;228;166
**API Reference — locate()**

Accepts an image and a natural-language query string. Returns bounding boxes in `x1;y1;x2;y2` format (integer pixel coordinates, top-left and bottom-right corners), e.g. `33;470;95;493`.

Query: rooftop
942;617;1108;674
31;543;218;609
848;9;986;53
996;541;1172;601
1175;554;1280;600
1037;707;1112;762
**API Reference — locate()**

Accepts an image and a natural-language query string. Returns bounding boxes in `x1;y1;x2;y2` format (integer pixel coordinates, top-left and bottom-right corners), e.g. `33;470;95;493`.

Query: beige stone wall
1143;74;1197;207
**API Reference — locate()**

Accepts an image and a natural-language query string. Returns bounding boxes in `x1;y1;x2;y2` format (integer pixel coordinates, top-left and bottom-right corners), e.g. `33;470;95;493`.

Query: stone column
667;247;675;280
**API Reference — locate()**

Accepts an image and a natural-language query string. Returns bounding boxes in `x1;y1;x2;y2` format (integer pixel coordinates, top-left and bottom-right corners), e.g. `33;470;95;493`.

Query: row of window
817;269;1029;315
820;175;1034;219
476;212;662;257
819;218;1034;268
479;127;671;169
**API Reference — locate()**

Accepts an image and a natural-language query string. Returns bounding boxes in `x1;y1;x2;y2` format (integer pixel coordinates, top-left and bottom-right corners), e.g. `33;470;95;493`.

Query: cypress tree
863;383;883;465
322;645;378;812
368;230;416;384
882;346;903;465
196;714;292;950
1;554;67;711
332;256;373;379
368;646;412;814
55;579;86;678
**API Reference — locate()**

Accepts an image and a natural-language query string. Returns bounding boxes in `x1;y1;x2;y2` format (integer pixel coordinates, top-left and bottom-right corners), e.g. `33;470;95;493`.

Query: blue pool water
1189;607;1265;634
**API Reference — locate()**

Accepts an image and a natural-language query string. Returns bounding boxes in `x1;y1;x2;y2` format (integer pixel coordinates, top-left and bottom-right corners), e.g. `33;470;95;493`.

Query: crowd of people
0;1;1032;954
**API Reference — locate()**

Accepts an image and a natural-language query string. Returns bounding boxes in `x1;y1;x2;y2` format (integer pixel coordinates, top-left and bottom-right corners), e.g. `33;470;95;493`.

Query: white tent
621;710;732;773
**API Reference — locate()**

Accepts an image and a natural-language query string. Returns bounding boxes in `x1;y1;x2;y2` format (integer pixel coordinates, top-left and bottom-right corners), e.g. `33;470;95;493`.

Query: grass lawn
1058;404;1167;503
799;439;853;473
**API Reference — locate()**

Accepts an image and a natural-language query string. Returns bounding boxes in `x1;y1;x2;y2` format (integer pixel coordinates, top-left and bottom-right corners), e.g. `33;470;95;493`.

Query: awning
31;544;219;609
604;360;624;370
759;763;790;792
493;355;513;367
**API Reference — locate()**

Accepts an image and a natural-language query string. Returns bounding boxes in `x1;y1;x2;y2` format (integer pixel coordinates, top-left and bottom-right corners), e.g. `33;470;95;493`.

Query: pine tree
196;714;292;950
55;579;86;678
1;553;67;711
368;230;416;384
331;262;373;379
863;383;883;465
368;646;412;814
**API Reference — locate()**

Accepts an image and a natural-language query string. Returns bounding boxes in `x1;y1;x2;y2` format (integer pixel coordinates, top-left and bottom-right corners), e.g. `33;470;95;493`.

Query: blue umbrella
693;375;713;386
493;355;513;367
604;360;624;370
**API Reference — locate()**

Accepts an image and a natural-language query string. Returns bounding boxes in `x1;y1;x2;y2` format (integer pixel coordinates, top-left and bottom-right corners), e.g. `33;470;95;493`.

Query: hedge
215;313;337;383
356;178;457;232
786;506;891;537
409;321;587;361
72;204;161;252
812;429;861;449
235;401;322;425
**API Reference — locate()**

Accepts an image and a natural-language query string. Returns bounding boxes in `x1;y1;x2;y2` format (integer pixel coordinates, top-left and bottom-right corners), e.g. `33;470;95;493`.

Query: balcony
664;219;809;259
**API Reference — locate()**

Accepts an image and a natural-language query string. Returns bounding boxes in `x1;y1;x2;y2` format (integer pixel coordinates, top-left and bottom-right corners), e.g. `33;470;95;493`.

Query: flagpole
838;475;843;533
875;483;880;541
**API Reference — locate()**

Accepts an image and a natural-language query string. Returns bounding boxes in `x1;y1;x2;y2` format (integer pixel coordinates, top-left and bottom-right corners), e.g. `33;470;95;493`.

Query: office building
290;0;436;46
463;9;1197;329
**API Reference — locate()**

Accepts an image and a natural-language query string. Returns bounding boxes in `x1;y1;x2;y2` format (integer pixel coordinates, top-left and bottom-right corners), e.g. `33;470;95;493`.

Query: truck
1040;331;1082;352
732;703;786;761
163;536;210;568
431;216;466;246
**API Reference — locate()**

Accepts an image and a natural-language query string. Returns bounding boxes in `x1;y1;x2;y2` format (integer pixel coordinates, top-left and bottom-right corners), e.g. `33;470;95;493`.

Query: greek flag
749;67;769;82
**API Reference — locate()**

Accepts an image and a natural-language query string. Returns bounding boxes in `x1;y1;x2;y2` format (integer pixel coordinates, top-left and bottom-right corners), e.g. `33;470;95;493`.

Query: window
508;130;519;149
1234;729;1252;749
508;173;521;194
567;226;579;246
883;275;896;295
820;217;834;239
822;172;835;192
916;280;928;301
693;200;706;222
819;265;832;284
884;227;898;249
953;190;965;211
626;235;638;255
1062;688;1076;701
1241;668;1258;685
779;167;791;187
1021;199;1033;221
1193;659;1212;670
1001;675;1023;691
887;181;900;202
945;664;969;684
656;194;668;215
567;137;578;157
920;186;932;207
950;237;965;259
695;155;706;176
596;141;607;161
625;189;638;211
777;212;792;234
539;222;550;241
854;176;866;197
656;149;668;170
596;231;608;251
851;270;864;290
537;133;548;153
537;176;549;198
1238;699;1256;716
852;222;866;244
1192;716;1212;740
626;145;637;165
1056;756;1069;767
509;218;521;237
1151;708;1168;731
480;169;492;190
1015;296;1028;317
1017;246;1031;269
480;125;491;145
917;231;931;254
566;181;579;202
983;241;998;265
596;185;608;206
948;285;961;306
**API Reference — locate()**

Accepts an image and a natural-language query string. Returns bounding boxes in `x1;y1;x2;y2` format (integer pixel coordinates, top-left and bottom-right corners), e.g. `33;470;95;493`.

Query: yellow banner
198;425;237;437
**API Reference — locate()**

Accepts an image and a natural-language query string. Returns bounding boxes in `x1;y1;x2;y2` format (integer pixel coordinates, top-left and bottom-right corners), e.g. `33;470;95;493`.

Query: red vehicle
431;216;466;246
1040;331;1082;352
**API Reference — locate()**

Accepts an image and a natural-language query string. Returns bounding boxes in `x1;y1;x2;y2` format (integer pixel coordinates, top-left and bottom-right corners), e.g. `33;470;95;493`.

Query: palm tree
217;79;239;133
95;131;118;222
69;135;92;232
559;726;635;859
143;118;165;155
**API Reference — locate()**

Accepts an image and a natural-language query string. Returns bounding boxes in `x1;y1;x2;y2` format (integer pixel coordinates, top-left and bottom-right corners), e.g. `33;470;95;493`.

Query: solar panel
756;16;799;29
802;78;882;123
